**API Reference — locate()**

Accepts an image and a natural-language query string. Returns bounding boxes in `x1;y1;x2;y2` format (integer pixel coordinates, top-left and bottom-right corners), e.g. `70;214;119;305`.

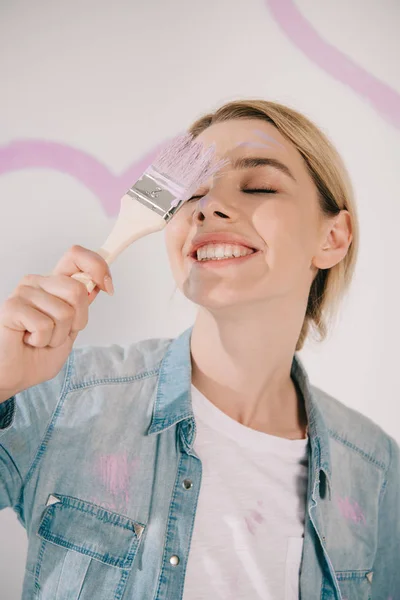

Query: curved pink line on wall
0;140;165;217
266;0;400;130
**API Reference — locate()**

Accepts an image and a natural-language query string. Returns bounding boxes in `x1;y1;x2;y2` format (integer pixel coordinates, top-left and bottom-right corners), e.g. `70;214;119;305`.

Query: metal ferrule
126;172;186;222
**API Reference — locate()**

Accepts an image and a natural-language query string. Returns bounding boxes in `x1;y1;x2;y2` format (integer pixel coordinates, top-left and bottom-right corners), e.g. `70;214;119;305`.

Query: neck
190;300;309;439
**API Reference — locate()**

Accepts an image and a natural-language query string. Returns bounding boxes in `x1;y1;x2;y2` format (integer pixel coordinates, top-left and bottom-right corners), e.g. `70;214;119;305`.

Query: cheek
252;205;313;259
164;216;189;269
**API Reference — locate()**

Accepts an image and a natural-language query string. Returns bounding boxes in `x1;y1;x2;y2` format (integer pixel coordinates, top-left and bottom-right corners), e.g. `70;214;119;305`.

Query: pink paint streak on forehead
252;129;285;147
233;129;285;153
234;142;274;150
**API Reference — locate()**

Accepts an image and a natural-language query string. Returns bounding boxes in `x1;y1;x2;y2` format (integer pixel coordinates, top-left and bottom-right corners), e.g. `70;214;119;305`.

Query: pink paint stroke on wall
1;2;398;217
266;0;400;129
0;139;167;217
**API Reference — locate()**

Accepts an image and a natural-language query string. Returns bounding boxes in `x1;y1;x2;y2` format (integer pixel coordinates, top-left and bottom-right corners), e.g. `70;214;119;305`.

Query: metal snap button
182;479;193;490
170;555;180;566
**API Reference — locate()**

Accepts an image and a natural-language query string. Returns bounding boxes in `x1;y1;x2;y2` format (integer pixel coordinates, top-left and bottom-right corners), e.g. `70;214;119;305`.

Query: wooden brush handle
71;193;166;294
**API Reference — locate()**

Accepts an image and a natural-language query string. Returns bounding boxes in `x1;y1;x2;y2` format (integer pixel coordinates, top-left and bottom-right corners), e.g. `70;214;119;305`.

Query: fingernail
104;275;114;296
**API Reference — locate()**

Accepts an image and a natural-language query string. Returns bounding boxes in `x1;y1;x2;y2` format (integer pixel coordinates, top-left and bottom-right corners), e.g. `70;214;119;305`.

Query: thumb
87;285;102;306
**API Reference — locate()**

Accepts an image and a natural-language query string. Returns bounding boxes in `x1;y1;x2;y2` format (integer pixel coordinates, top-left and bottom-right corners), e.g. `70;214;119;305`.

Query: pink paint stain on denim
336;495;366;525
96;451;139;507
266;0;400;129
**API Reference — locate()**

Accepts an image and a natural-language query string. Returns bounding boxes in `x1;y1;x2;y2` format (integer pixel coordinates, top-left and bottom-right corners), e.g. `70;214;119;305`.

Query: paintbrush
71;133;227;294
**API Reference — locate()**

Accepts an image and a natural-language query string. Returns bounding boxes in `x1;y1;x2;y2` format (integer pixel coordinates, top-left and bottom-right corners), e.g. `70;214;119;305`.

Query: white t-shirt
183;384;309;600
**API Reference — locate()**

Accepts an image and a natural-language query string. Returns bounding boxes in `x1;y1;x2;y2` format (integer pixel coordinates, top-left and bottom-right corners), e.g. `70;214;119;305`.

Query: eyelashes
242;187;277;195
187;188;278;202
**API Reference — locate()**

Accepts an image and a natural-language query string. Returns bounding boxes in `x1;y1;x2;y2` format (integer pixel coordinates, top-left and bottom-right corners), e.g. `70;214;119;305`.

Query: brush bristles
149;132;229;203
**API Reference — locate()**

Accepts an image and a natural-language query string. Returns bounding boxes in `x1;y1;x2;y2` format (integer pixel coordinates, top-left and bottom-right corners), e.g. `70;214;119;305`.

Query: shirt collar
148;325;332;486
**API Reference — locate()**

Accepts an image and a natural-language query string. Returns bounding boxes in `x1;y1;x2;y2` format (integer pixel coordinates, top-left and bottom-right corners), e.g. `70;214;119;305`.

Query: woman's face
164;118;335;310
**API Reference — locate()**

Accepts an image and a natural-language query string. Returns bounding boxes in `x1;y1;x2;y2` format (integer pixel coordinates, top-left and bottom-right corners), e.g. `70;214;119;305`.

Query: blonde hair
186;99;359;351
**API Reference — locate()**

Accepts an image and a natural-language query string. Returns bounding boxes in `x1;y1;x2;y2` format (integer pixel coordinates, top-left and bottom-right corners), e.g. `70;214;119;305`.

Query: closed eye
243;188;277;194
187;188;277;201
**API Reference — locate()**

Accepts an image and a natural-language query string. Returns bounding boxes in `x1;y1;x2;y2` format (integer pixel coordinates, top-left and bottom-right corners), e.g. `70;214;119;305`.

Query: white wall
1;0;399;597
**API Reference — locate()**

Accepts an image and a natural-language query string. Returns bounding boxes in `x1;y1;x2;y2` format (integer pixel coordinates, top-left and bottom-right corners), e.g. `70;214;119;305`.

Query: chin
182;286;252;311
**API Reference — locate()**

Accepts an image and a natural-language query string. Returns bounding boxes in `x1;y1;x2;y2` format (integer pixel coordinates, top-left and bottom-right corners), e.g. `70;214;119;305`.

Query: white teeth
196;243;254;261
232;246;242;258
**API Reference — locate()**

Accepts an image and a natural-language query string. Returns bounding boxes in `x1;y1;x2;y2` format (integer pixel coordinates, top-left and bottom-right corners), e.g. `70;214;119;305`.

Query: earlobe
311;243;333;270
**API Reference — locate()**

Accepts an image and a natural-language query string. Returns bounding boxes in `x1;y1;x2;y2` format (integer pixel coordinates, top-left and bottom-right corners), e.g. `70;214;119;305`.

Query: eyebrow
229;156;297;183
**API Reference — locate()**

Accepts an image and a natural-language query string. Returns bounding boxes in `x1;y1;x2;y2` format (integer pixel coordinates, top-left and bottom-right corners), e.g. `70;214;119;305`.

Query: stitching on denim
328;429;387;470
150;412;193;434
177;453;202;599
41;494;145;532
69;368;159;391
155;453;184;599
335;569;372;580
169;457;186;600
114;525;146;598
377;435;392;507
18;352;75;500
37;533;130;569
37;495;145;572
34;538;46;594
115;568;131;600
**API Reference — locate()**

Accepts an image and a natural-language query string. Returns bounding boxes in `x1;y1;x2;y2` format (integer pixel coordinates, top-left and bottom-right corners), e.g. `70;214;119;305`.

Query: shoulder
69;336;174;386
311;383;396;472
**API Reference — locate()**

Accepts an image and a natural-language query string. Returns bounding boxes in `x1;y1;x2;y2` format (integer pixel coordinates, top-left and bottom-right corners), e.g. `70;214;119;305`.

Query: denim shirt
0;325;399;600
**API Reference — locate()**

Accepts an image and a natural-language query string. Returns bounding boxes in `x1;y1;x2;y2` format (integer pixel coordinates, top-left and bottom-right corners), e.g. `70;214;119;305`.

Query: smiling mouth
189;245;258;260
189;249;261;266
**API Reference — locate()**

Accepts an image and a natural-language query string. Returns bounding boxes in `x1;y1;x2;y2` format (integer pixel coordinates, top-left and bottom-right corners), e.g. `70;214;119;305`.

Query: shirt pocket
335;569;373;600
285;536;304;600
34;493;146;600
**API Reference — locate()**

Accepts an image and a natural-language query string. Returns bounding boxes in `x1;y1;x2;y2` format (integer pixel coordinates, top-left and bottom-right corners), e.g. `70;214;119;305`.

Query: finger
52;245;112;294
1;296;56;348
16;274;89;334
15;284;83;348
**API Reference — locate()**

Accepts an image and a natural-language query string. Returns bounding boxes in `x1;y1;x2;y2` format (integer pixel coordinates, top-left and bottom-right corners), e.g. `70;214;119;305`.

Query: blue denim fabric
0;325;399;599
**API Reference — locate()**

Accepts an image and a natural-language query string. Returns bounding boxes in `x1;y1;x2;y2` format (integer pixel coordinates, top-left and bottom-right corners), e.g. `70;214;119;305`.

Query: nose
193;193;238;223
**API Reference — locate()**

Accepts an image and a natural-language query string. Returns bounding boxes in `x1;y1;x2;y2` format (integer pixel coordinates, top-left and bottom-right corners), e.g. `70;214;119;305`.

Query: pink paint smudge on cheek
336;495;366;525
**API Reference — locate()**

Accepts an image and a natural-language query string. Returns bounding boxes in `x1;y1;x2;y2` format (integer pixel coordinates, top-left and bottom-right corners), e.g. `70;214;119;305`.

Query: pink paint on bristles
145;132;229;208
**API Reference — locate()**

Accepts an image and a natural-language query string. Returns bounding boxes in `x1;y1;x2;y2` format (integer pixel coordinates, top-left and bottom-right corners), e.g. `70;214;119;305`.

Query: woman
0;100;398;600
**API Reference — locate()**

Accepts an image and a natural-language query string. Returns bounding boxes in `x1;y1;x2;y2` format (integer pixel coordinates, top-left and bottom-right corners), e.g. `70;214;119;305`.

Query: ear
312;210;353;270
